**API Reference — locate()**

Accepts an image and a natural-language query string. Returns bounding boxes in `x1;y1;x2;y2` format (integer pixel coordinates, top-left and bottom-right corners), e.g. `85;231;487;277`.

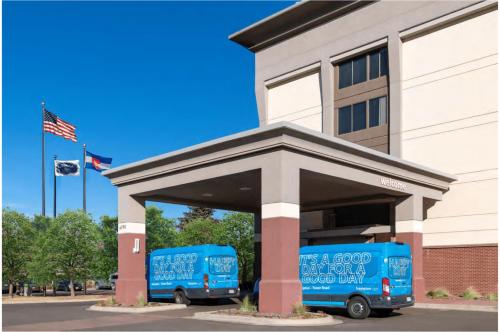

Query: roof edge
103;122;457;184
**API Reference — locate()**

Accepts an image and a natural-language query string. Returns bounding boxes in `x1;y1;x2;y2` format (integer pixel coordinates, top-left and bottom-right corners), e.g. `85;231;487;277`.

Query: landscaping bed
214;308;327;319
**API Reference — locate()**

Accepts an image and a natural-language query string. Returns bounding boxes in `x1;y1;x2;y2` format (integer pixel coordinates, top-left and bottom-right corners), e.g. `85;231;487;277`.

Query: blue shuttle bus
255;242;413;319
148;244;240;305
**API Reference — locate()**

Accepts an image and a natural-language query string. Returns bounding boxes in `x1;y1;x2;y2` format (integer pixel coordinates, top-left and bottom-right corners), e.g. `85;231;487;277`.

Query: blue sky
3;1;292;221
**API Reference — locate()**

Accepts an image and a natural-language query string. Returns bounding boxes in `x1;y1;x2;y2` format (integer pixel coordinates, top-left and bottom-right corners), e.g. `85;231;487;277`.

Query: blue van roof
150;244;236;256
300;242;410;255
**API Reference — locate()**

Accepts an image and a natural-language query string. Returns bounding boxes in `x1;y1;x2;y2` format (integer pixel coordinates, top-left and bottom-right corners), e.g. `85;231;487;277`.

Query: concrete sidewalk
2;294;109;305
415;299;498;312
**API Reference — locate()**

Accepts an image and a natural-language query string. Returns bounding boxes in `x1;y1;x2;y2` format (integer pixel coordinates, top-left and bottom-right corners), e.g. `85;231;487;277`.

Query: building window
337;96;387;135
338;106;352;134
338;47;388;89
352;102;366;131
369;48;388;80
369;96;387;127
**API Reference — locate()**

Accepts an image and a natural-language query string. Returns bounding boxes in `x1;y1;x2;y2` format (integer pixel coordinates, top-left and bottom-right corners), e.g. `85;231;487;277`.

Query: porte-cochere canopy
104;122;456;313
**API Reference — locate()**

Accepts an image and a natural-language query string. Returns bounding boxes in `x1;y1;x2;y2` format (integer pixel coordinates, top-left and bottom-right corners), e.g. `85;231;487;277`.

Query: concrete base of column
413;277;426;302
260;214;301;314
116;233;147;306
259;280;302;314
115;278;147;306
396;231;425;301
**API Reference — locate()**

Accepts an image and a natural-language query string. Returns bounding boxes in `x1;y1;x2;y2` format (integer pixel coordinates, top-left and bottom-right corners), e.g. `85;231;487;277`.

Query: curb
2;298;106;305
87;303;187;314
414;303;498;312
191;311;342;326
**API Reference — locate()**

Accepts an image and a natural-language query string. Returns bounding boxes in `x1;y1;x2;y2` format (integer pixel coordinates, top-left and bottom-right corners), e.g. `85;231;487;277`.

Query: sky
3;1;292;221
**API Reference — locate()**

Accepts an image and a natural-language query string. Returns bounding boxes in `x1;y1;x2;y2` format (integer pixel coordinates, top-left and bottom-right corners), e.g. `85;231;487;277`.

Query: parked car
147;244;240;305
95;279;112;290
56;280;83;292
109;273;118;291
254;242;414;319
2;283;16;294
16;281;41;294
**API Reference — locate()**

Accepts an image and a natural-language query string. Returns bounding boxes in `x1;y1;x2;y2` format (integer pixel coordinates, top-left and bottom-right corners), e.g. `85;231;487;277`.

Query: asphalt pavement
3;300;498;331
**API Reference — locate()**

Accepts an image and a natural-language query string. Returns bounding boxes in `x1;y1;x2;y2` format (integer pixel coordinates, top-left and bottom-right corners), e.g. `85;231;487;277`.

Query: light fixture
201;193;213;197
239;186;252;191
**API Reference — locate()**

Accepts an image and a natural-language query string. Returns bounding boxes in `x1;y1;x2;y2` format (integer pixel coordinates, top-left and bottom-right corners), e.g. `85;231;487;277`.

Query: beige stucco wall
401;10;498;247
267;72;322;132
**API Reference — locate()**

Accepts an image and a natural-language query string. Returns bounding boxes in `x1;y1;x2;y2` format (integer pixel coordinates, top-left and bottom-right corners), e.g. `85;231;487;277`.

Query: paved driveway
3;300;497;331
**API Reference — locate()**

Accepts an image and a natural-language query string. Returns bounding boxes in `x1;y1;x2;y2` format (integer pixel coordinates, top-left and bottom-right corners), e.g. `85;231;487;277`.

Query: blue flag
85;151;112;172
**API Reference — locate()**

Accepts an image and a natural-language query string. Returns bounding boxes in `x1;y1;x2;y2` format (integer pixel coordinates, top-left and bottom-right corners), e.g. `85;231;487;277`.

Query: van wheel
347;296;371;319
374;309;393;317
174;290;191;305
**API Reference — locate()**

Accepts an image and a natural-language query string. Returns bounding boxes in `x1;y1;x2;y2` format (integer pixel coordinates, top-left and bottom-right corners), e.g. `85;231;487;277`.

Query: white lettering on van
300;252;372;285
151;253;198;281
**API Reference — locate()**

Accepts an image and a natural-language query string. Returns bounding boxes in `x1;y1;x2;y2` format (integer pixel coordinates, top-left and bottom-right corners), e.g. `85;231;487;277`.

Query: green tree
44;210;100;296
176;218;221;246
2;209;34;297
146;206;177;253
178;206;215;230
216;213;255;282
94;215;118;279
27;224;56;296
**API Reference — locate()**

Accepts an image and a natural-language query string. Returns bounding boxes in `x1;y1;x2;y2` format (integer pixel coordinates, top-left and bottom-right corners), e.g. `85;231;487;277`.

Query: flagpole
41;101;46;217
83;144;86;213
53;155;57;219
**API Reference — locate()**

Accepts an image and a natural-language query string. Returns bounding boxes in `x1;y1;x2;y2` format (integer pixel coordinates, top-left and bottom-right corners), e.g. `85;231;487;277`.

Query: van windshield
209;256;237;275
388;257;411;279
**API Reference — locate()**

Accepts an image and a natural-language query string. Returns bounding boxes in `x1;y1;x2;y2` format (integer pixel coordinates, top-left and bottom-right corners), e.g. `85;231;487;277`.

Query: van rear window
209;256;237;275
389;257;411;279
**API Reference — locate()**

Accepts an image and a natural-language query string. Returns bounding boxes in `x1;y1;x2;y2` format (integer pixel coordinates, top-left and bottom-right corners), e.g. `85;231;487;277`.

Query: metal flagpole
83;144;86;213
53;155;57;219
41;101;46;217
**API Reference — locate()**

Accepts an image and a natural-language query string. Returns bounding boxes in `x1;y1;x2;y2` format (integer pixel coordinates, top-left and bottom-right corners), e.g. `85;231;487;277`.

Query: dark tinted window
380;48;388;76
352;56;367;85
369;96;387;128
369;98;380;127
339;61;352;89
338;106;351;134
369;51;380;80
335;203;390;227
352;102;366;131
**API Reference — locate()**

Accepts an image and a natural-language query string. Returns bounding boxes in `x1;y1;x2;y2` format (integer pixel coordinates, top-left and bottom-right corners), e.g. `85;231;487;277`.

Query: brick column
259;163;301;314
395;195;425;301
116;191;147;306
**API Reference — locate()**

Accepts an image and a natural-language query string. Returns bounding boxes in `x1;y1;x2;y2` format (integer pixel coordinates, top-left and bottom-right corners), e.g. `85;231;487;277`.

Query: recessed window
338;47;388;89
338;105;352;135
339;62;353;89
352;102;366;131
369;96;387;127
369;47;388;80
337;95;387;135
352;56;367;85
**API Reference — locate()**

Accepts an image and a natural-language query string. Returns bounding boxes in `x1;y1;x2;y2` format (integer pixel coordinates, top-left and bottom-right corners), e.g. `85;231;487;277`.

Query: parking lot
3;300;497;331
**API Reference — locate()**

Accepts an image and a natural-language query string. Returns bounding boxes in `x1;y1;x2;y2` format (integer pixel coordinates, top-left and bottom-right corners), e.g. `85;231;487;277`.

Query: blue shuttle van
255;242;413;319
147;244;240;305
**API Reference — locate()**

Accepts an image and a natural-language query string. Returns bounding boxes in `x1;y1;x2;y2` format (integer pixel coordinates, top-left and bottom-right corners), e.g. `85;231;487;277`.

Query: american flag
43;110;77;142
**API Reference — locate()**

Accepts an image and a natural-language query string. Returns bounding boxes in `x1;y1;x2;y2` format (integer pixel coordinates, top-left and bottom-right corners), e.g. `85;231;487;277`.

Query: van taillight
203;274;209;289
382;278;390;296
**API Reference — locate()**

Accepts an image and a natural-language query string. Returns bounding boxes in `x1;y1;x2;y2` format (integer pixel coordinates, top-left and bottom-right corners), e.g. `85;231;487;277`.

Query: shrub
461;287;482;300
136;292;147;307
426;288;450;299
486;293;498;301
239;295;257;313
105;296;117;306
292;302;309;316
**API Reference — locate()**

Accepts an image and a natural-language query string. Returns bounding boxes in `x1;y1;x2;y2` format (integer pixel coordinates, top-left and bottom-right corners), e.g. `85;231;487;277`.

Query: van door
388;256;412;296
208;256;238;291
